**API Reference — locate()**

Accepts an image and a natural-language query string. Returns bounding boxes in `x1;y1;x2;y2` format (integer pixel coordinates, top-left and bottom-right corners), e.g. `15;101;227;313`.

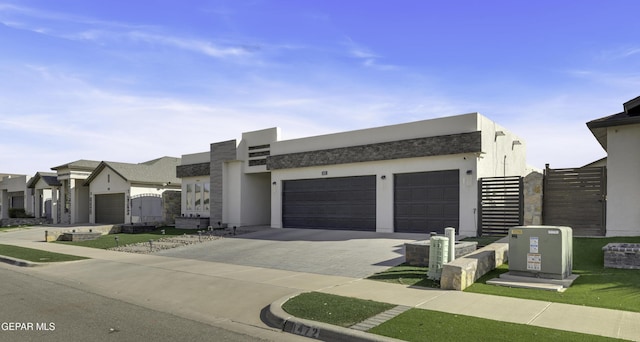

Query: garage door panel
283;176;376;231
95;193;125;224
394;170;459;234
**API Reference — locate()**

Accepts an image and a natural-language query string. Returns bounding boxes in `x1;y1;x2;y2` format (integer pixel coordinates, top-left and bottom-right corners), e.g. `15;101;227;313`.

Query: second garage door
95;193;125;224
282;176;376;231
394;170;459;234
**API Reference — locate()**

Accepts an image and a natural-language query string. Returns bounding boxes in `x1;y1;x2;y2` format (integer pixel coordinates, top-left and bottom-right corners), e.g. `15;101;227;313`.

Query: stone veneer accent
603;243;640;269
210;140;237;225
176;162;210;178
523;171;543;225
162;190;181;225
267;131;481;170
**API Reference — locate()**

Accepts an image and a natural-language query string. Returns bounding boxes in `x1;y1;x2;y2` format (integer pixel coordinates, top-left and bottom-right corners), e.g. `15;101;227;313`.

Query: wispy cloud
0;3;256;61
344;37;398;70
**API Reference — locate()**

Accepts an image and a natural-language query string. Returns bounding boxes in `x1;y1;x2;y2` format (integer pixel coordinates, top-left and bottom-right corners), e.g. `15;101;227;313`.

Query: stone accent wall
603;243;640;269
162;190;181;225
176;162;210;178
440;237;509;290
210;140;237;225
267;131;481;170
1;218;52;227
523;171;543;225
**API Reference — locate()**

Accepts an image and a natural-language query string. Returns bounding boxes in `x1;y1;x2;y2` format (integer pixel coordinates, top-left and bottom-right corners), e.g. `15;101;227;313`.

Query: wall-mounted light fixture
512;140;522;149
272;181;277;186
321;171;328;176
466;170;473;175
380;175;386;180
495;131;505;141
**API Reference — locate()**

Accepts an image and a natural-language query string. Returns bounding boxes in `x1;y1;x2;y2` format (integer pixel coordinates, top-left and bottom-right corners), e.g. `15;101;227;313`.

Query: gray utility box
508;226;573;280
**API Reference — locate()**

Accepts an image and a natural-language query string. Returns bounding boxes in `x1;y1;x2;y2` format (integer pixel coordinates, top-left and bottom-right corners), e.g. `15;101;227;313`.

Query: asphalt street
0;265;270;342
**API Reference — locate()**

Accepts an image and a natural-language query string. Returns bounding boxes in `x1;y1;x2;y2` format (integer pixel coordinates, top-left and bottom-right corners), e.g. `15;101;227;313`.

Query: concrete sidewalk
2;227;639;341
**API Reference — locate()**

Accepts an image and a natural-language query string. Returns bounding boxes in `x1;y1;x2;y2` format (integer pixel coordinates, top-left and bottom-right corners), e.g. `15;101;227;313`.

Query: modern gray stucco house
177;113;528;237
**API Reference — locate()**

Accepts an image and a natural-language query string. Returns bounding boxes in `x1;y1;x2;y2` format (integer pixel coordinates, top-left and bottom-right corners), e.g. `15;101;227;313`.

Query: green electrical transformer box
508;226;573;280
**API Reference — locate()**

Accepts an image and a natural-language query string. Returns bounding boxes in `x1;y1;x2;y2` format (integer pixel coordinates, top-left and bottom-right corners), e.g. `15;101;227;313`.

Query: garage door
95;193;125;224
394;170;459;234
282;176;376;231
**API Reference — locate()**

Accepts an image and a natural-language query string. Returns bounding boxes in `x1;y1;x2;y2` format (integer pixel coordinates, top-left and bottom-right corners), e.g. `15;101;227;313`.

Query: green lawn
466;236;640;312
0;244;89;262
281;292;395;327
367;264;439;288
55;227;203;249
371;308;623;342
283;292;622;341
368;236;640;312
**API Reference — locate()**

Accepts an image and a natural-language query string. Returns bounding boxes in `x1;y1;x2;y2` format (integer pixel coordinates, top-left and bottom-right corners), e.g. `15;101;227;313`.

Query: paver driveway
155;227;427;278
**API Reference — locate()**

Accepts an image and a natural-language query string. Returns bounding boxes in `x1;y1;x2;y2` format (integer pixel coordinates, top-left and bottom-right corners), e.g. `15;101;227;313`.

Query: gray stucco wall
267;131;481;170
210;140;237;225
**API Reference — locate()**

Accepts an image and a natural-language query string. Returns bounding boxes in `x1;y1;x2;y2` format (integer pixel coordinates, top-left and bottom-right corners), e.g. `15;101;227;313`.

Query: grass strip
367;263;439;288
282;292;395;327
55;227;203;249
0;244;89;262
370;308;624;342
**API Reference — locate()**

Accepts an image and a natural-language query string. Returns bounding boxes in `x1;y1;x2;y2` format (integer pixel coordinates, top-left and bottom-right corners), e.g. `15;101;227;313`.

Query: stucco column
1;190;8;219
51;187;59;224
34;189;42;218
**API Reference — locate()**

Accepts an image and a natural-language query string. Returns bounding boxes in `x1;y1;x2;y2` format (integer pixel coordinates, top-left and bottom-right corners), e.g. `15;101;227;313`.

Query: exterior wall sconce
380;175;386;180
466;170;473;175
512;140;522;149
272;181;277;186
495;131;505;141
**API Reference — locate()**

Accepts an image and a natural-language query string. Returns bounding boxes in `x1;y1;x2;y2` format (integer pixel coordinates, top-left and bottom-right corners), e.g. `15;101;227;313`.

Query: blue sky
1;0;638;175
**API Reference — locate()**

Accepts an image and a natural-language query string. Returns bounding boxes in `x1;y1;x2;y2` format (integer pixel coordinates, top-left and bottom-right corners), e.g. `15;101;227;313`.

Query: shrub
8;208;32;218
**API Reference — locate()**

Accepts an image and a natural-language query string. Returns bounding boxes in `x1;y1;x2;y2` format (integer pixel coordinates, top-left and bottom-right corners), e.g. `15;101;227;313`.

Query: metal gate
478;176;523;236
543;165;606;236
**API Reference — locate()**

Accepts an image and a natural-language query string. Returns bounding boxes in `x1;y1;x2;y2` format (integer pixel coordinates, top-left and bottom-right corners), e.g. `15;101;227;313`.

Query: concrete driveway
155;227;428;278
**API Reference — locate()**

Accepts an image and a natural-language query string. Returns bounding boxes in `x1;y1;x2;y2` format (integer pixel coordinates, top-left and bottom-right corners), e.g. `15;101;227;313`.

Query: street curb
266;293;405;342
0;255;44;267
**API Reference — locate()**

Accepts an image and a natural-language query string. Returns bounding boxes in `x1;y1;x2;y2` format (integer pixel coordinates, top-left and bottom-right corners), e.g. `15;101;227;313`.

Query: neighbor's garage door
394;170;459;234
282;176;376;231
95;193;125;224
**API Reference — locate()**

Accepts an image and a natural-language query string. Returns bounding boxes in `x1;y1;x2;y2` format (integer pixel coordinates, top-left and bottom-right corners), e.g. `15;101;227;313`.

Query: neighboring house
179;113;528;237
587;96;640;236
26;172;61;220
0;174;33;219
50;159;101;224
84;157;181;224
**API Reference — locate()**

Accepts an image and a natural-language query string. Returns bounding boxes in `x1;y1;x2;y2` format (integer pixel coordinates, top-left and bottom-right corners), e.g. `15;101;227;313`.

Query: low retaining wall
440;237;509;291
59;232;102;242
1;218;52;227
405;240;478;267
175;217;211;229
45;225;120;242
603;243;640;269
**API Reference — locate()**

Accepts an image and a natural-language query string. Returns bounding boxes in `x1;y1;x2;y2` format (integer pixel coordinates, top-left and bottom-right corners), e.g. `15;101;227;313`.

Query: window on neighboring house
195;183;202;211
186;184;193;210
204;183;210;211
